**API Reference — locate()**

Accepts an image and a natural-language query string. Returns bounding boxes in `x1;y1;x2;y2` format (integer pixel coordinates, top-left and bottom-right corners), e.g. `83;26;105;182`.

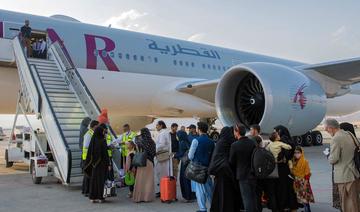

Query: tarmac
0;140;339;212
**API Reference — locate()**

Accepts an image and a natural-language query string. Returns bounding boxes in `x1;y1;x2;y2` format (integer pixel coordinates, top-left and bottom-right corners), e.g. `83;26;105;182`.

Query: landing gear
293;131;323;147
201;118;220;142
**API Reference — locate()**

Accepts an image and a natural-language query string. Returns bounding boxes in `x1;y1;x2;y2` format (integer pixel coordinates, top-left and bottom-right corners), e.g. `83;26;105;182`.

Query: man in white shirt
39;39;47;58
155;120;172;197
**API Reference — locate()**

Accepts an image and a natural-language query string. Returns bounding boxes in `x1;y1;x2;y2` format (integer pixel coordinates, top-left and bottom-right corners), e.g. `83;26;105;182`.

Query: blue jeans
193;178;213;211
304;203;311;212
239;179;258;212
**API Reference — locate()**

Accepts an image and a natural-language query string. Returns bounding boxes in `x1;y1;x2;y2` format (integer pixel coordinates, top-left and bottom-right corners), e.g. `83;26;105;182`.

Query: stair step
46;89;74;94
72;160;82;168
42;81;68;86
49;96;78;102
70;150;81;158
37;69;61;75
56;112;86;119
63;130;81;137
71;167;82;176
52;102;82;108
44;84;69;90
53;107;83;113
38;72;62;78
39;78;65;83
58;118;83;125
47;92;76;98
33;63;58;68
68;142;80;150
66;137;80;144
40;75;64;81
28;58;55;64
60;124;82;131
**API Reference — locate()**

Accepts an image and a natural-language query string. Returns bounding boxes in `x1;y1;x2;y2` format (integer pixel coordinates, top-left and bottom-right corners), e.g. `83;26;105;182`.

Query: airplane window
154;57;158;63
140;56;144;61
179;61;183;66
202;64;206;69
118;53;122;59
191;62;195;67
173;60;177;65
133;55;137;61
207;64;211;69
185;61;189;67
126;54;130;60
110;52;115;58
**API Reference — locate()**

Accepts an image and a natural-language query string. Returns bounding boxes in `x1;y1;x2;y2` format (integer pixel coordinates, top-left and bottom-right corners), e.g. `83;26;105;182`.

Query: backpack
252;147;276;178
348;132;360;174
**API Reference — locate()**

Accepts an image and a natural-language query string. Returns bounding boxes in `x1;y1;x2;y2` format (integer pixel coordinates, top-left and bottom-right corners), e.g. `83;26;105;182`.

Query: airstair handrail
12;36;42;115
12;36;71;184
49;41;118;138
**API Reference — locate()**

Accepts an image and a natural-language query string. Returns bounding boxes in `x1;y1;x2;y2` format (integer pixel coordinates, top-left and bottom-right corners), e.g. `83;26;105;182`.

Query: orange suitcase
160;176;177;203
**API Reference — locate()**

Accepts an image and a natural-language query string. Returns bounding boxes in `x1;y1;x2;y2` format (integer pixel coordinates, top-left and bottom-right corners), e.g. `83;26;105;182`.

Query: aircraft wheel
303;133;313;146
210;131;220;142
312;131;323;146
293;136;303;146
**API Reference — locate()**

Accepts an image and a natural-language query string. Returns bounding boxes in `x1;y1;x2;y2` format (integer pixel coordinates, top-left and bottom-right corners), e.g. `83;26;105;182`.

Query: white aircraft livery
1;9;360;137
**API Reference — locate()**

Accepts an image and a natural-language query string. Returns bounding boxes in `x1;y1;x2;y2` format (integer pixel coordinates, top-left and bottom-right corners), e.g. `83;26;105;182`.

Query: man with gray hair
324;118;360;212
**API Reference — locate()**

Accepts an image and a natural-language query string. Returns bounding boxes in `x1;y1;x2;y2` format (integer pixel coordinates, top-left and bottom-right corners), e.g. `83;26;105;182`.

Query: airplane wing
299;57;360;83
176;79;218;103
298;57;360;97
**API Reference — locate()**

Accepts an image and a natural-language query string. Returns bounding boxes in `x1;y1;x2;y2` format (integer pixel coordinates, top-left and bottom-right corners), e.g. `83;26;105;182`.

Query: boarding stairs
11;36;118;184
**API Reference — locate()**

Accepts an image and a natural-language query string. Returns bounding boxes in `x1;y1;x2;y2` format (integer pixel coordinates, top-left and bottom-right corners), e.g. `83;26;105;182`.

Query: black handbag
185;161;208;184
132;151;147;167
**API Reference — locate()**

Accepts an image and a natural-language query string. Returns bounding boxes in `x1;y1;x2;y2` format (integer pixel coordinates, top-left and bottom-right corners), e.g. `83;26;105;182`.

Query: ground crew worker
82;120;99;196
119;124;136;169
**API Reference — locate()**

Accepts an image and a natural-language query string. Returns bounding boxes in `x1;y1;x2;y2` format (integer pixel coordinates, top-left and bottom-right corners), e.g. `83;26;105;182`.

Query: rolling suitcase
160;176;177;203
160;154;177;203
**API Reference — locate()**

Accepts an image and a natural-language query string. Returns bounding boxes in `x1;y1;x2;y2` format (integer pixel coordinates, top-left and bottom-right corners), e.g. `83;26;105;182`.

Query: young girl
125;141;137;198
292;146;315;212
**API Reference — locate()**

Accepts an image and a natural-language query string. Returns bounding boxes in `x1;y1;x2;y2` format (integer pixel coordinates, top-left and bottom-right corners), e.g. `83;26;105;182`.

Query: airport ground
0;134;340;212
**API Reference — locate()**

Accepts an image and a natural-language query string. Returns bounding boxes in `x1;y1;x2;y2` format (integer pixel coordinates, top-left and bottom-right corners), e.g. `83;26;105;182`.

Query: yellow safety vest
106;133;113;157
82;129;94;160
121;131;137;157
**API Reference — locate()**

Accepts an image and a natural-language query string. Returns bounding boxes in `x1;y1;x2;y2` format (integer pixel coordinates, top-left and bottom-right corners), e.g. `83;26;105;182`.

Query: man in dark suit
229;124;258;212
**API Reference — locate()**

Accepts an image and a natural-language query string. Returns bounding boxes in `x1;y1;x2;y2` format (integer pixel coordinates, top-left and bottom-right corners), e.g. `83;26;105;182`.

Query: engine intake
215;62;327;135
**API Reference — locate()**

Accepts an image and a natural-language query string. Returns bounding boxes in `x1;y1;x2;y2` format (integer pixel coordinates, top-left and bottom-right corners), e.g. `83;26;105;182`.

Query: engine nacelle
215;62;327;135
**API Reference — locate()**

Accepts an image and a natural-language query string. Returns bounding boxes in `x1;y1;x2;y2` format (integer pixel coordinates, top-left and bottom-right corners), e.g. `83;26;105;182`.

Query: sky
1;0;360;127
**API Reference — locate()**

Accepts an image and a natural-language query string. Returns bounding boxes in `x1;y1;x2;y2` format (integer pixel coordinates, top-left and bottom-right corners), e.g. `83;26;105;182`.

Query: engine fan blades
235;74;265;127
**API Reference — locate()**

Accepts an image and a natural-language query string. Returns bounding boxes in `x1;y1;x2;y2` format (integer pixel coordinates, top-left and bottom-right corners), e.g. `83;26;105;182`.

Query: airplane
1;9;360;144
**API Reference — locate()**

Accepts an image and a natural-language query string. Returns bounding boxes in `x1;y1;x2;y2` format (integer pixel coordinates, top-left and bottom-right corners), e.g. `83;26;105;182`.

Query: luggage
185;161;208;184
251;147;276;178
348;132;360;174
160;176;177;203
103;180;116;197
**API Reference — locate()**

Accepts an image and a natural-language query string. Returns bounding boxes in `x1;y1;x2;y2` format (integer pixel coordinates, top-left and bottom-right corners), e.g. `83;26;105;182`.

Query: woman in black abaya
84;124;111;203
209;126;243;212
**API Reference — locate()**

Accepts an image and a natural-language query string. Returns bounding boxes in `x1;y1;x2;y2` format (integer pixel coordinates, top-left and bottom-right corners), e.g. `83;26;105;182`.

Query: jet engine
215;62;327;135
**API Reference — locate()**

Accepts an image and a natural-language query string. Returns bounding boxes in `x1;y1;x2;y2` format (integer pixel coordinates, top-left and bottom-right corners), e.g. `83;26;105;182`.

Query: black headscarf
274;125;295;160
83;124;110;177
79;117;91;149
208;126;235;176
340;122;357;138
136;128;156;164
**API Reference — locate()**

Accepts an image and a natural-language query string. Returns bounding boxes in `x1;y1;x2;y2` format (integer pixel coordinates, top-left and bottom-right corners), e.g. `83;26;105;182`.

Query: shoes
98;199;105;203
155;192;161;198
90;199;97;203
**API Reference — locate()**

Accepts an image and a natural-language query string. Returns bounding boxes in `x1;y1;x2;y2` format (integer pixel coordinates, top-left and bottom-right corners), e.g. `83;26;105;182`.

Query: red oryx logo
292;83;307;110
